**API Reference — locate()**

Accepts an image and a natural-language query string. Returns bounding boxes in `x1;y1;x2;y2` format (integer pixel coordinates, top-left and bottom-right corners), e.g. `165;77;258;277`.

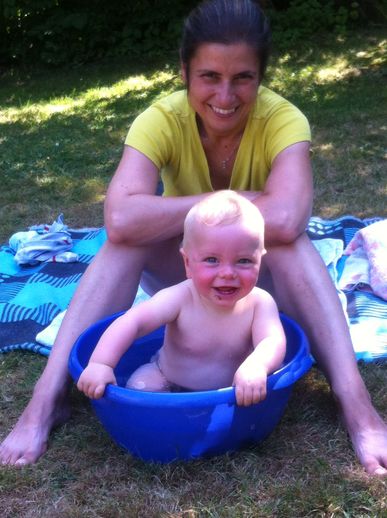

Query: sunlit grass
268;32;386;94
0;28;387;518
1;28;386;516
0;70;178;125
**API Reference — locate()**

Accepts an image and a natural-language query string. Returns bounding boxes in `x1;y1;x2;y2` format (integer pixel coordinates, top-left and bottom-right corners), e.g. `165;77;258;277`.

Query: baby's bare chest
169;306;254;357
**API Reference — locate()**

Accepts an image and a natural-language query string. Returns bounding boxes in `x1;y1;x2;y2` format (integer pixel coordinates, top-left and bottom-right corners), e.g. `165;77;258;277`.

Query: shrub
0;0;385;67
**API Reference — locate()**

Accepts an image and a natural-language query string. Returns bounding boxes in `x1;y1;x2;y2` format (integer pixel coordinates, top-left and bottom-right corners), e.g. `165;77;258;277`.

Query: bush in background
0;0;385;67
265;0;386;48
0;0;197;67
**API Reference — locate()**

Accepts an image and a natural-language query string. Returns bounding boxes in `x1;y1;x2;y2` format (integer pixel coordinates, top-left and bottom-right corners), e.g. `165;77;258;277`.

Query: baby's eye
238;258;252;264
204;256;218;264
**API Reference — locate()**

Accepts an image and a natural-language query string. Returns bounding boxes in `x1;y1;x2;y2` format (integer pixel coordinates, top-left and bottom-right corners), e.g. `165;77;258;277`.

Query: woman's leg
0;239;182;466
264;232;387;475
0;236;186;466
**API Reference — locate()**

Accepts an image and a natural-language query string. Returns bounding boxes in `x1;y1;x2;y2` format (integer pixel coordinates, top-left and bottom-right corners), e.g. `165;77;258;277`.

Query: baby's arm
77;284;186;399
233;290;286;407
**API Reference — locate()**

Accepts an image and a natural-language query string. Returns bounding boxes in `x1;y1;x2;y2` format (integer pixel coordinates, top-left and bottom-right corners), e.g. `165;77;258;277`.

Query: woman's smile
210;105;238;116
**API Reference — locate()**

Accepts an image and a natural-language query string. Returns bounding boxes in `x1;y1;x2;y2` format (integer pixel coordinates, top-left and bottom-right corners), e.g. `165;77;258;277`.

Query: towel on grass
307;216;386;362
0;216;386;361
0;225;107;356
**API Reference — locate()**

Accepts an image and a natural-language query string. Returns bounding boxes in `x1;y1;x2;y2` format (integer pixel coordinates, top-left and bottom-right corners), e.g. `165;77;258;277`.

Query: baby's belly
158;351;240;391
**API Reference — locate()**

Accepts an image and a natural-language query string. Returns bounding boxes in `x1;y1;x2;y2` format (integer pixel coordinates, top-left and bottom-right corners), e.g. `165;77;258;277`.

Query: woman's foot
0;392;71;466
337;389;387;476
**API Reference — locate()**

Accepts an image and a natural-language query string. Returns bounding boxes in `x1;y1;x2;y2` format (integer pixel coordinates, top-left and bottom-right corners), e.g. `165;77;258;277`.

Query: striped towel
0;227;106;356
307;216;386;362
0;216;386;361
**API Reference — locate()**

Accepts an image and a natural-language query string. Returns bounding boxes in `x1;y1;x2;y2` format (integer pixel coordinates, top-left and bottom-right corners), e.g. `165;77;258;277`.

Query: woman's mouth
210;105;237;116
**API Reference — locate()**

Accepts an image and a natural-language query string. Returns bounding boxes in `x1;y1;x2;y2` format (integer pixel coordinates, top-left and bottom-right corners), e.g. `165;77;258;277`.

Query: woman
1;0;386;475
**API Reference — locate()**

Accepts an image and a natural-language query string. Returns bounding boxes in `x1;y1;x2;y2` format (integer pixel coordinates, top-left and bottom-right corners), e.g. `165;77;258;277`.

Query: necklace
220;142;240;170
221;145;238;170
197;118;242;173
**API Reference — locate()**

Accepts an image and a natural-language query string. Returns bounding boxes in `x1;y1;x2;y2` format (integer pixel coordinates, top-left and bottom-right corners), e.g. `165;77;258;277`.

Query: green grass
0;28;386;517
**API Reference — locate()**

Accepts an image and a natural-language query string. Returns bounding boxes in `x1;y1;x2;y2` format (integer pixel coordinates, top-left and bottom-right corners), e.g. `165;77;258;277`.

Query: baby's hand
233;361;267;407
77;362;117;399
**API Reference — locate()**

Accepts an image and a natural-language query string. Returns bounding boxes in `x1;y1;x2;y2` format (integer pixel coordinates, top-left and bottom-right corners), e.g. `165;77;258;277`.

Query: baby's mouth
214;286;238;295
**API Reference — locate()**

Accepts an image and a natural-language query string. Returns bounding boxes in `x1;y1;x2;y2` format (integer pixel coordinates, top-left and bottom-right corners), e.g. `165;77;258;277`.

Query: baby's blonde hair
183;190;264;248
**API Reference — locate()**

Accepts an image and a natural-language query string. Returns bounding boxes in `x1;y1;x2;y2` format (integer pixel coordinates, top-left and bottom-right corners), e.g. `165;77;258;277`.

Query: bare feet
0;393;71;467
351;427;387;476
338;391;387;476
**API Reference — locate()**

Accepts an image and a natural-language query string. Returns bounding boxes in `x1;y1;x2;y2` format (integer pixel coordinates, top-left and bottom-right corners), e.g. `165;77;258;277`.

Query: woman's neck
197;118;244;189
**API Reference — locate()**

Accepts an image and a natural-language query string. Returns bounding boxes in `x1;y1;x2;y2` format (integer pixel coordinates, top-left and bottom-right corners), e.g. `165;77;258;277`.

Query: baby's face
182;221;263;307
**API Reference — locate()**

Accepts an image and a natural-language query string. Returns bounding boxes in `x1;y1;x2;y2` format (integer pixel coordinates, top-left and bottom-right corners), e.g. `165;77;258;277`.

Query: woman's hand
77;362;117;400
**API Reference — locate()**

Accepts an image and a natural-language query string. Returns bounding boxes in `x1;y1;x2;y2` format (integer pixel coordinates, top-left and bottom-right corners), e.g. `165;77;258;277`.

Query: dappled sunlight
0;70;178;125
268;33;386;99
316;60;361;83
320;143;334;151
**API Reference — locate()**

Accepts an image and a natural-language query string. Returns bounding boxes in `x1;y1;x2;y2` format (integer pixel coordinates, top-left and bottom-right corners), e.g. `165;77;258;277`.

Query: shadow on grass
0;55;180;108
0;27;386;236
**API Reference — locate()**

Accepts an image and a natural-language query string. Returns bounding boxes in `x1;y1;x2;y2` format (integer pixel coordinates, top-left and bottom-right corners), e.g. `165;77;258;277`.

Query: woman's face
183;42;260;138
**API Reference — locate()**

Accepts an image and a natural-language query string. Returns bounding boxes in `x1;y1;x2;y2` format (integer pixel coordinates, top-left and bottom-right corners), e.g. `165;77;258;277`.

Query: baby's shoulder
250;286;273;300
164;279;195;307
249;287;277;309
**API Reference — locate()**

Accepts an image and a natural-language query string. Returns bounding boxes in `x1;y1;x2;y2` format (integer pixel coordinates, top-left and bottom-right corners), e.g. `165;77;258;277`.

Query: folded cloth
311;238;348;319
9;214;78;266
35;310;66;347
340;219;387;301
35;285;151;349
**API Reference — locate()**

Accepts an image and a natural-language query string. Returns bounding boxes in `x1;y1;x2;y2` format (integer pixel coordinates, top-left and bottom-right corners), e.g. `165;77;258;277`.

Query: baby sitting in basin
77;190;286;406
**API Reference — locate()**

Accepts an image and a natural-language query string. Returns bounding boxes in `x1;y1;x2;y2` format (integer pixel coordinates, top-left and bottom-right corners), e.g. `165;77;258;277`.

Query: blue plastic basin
69;312;312;463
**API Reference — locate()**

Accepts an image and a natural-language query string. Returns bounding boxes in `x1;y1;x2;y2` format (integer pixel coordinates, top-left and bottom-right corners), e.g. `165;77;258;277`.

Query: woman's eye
201;72;219;82
233;73;256;85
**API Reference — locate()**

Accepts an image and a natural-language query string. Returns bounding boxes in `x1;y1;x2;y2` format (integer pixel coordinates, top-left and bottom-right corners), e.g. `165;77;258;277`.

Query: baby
77;190;286;406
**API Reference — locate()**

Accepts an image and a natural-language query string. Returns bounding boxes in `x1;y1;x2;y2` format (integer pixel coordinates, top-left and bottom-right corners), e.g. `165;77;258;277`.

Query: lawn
0;28;386;517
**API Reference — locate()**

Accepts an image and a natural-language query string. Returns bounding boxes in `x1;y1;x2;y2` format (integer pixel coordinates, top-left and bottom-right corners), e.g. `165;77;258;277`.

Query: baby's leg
126;361;171;392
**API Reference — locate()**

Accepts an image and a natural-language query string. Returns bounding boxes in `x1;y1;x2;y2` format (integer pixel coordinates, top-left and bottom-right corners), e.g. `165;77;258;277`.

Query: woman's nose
216;81;234;105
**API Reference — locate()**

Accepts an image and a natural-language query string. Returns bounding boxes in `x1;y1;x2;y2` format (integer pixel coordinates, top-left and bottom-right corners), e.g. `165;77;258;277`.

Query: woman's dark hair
180;0;271;81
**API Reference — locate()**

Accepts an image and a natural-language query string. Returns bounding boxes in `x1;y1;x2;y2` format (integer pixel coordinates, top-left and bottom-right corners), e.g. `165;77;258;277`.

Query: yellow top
125;87;311;196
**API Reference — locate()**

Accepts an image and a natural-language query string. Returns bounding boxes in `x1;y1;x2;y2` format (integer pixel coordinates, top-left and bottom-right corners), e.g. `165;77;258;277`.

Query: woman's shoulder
148;90;192;117
254;85;306;120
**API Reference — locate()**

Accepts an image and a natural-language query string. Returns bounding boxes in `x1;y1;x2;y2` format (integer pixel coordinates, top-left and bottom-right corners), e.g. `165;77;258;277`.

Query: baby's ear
180;247;192;278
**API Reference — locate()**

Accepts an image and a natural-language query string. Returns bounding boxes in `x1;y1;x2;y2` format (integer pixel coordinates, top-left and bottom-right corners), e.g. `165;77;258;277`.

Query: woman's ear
180;247;191;278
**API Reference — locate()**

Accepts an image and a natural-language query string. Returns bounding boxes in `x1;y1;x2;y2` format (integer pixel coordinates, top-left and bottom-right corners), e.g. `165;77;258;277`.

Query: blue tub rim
69;312;312;408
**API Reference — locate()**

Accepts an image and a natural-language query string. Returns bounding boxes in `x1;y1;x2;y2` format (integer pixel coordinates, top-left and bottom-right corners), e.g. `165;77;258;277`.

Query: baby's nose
219;264;236;278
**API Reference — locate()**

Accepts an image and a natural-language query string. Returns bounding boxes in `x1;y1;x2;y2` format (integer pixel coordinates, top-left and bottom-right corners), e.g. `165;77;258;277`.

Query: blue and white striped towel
0;216;386;361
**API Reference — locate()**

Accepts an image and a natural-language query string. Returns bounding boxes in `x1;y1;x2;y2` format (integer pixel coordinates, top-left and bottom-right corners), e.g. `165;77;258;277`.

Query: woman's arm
252;141;313;246
105;145;208;246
